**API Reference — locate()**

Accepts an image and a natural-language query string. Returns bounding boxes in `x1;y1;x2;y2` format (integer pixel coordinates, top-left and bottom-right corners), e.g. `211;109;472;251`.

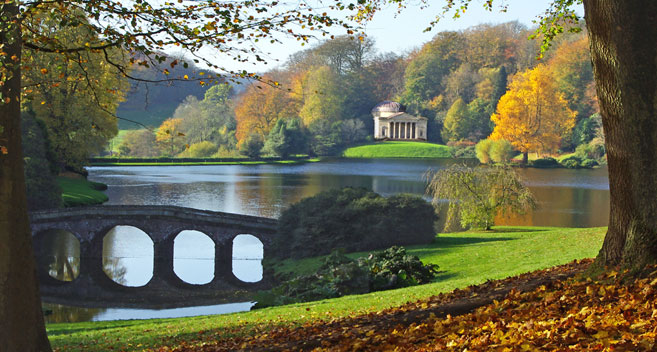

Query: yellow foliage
490;64;576;155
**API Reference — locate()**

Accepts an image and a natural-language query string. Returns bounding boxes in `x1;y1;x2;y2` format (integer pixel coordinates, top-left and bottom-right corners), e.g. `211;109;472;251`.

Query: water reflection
89;159;609;227
42;302;254;323
174;230;215;284
40;230;80;281
233;235;263;282
103;226;153;286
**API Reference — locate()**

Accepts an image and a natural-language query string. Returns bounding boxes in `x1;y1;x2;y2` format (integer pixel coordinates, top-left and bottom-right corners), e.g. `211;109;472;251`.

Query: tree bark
0;1;52;350
584;1;657;270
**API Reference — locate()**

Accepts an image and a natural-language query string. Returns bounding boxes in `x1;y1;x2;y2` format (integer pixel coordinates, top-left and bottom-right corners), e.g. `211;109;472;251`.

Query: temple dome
371;101;405;114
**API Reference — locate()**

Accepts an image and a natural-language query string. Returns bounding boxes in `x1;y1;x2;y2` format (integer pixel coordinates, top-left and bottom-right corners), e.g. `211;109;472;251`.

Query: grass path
342;141;452;158
47;226;605;351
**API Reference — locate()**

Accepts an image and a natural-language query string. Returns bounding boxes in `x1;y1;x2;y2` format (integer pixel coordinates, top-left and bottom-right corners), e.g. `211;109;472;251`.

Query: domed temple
372;101;427;140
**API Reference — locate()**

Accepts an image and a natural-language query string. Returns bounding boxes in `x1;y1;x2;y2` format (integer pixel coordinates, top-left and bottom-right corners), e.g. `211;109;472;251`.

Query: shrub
183;141;218;158
531;157;560;168
580;158;599;168
489;139;514;164
253;247;439;309
560;155;583;169
475;139;494;164
273;188;437;259
452;145;476;159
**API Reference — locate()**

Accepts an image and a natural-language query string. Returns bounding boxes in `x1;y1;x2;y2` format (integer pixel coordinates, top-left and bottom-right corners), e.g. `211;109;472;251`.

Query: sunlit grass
57;177;108;207
342;141;452;158
47;226;605;351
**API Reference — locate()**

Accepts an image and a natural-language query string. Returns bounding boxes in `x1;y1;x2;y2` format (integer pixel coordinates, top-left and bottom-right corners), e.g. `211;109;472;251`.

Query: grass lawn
342;141;452;158
47;226;605;351
58;176;109;207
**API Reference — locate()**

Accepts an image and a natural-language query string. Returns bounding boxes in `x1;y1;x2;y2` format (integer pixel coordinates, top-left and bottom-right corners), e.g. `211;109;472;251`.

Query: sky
206;0;584;73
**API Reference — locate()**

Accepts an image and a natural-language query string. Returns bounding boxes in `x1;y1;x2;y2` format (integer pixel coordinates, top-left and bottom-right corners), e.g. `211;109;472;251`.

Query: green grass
57;177;109;207
90;158;321;166
342;141;452;158
47;226;605;351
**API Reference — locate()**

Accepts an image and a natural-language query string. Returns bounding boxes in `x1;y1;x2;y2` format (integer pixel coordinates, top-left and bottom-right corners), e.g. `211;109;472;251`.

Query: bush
183;141;218;158
253;247;439;309
531;157;560;168
451;145;476;159
580;158;599;168
475;139;494;164
560;155;583;169
273;188;437;259
489;139;514;164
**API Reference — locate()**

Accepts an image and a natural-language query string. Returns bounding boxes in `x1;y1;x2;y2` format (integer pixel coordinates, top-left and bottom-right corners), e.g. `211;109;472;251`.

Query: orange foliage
172;260;657;351
234;82;297;145
490;64;576;155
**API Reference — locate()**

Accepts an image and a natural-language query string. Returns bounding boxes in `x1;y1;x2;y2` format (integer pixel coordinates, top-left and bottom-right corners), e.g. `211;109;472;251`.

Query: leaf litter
165;259;657;351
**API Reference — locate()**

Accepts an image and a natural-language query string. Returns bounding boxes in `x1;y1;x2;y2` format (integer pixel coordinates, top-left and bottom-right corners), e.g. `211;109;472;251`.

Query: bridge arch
29;205;278;307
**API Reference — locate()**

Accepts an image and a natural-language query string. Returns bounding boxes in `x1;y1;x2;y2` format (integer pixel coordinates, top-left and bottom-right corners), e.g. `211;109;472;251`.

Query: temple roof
371;101;405;114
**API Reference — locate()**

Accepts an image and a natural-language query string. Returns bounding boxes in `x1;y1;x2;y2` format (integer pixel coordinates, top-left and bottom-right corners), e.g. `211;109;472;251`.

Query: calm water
43;158;610;323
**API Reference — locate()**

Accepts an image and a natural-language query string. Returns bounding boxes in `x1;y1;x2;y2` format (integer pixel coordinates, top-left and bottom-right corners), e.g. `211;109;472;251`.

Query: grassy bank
47;226;605;351
89;157;321;166
58;177;109;207
342;141;452;158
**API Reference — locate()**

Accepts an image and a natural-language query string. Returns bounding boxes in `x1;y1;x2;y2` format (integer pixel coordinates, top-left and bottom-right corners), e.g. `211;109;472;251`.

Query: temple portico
372;101;427;141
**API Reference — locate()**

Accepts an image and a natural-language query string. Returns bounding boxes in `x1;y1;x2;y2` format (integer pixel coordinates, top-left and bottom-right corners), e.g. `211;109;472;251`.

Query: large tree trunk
0;2;52;351
584;1;657;270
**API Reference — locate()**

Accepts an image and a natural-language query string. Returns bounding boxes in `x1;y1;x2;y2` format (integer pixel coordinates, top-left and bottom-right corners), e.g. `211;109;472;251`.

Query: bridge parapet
30;205;279;308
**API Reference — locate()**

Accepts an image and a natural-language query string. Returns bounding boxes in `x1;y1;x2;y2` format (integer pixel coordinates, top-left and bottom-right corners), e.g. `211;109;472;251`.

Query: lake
42;158;610;323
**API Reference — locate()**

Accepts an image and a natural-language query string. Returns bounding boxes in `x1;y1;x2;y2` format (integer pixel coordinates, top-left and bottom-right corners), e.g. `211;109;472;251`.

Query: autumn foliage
170;260;657;351
490;64;576;161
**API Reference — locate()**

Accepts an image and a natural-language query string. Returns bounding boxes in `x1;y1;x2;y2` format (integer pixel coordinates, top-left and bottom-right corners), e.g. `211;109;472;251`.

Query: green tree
400;31;464;116
441;98;470;142
426;164;536;230
308;120;344;156
21;112;61;210
117;129;158;157
263;118;308;158
299;66;346;126
22;9;128;172
239;133;264;159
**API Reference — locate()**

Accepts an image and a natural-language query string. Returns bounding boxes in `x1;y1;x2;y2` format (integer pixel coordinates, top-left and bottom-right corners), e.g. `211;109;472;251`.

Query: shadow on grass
408;236;515;258
432;271;458;282
434;236;515;247
486;227;551;233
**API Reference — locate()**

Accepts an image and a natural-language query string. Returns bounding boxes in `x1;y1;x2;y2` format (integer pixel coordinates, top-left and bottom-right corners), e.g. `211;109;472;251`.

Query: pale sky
203;0;584;73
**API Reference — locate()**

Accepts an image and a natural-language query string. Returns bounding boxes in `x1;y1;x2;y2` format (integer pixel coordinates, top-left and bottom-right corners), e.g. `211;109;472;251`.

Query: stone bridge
30;205;278;308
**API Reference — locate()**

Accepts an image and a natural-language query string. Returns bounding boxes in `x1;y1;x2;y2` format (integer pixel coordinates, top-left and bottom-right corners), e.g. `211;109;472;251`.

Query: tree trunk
522;151;528;164
0;2;52;350
584;1;657;270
